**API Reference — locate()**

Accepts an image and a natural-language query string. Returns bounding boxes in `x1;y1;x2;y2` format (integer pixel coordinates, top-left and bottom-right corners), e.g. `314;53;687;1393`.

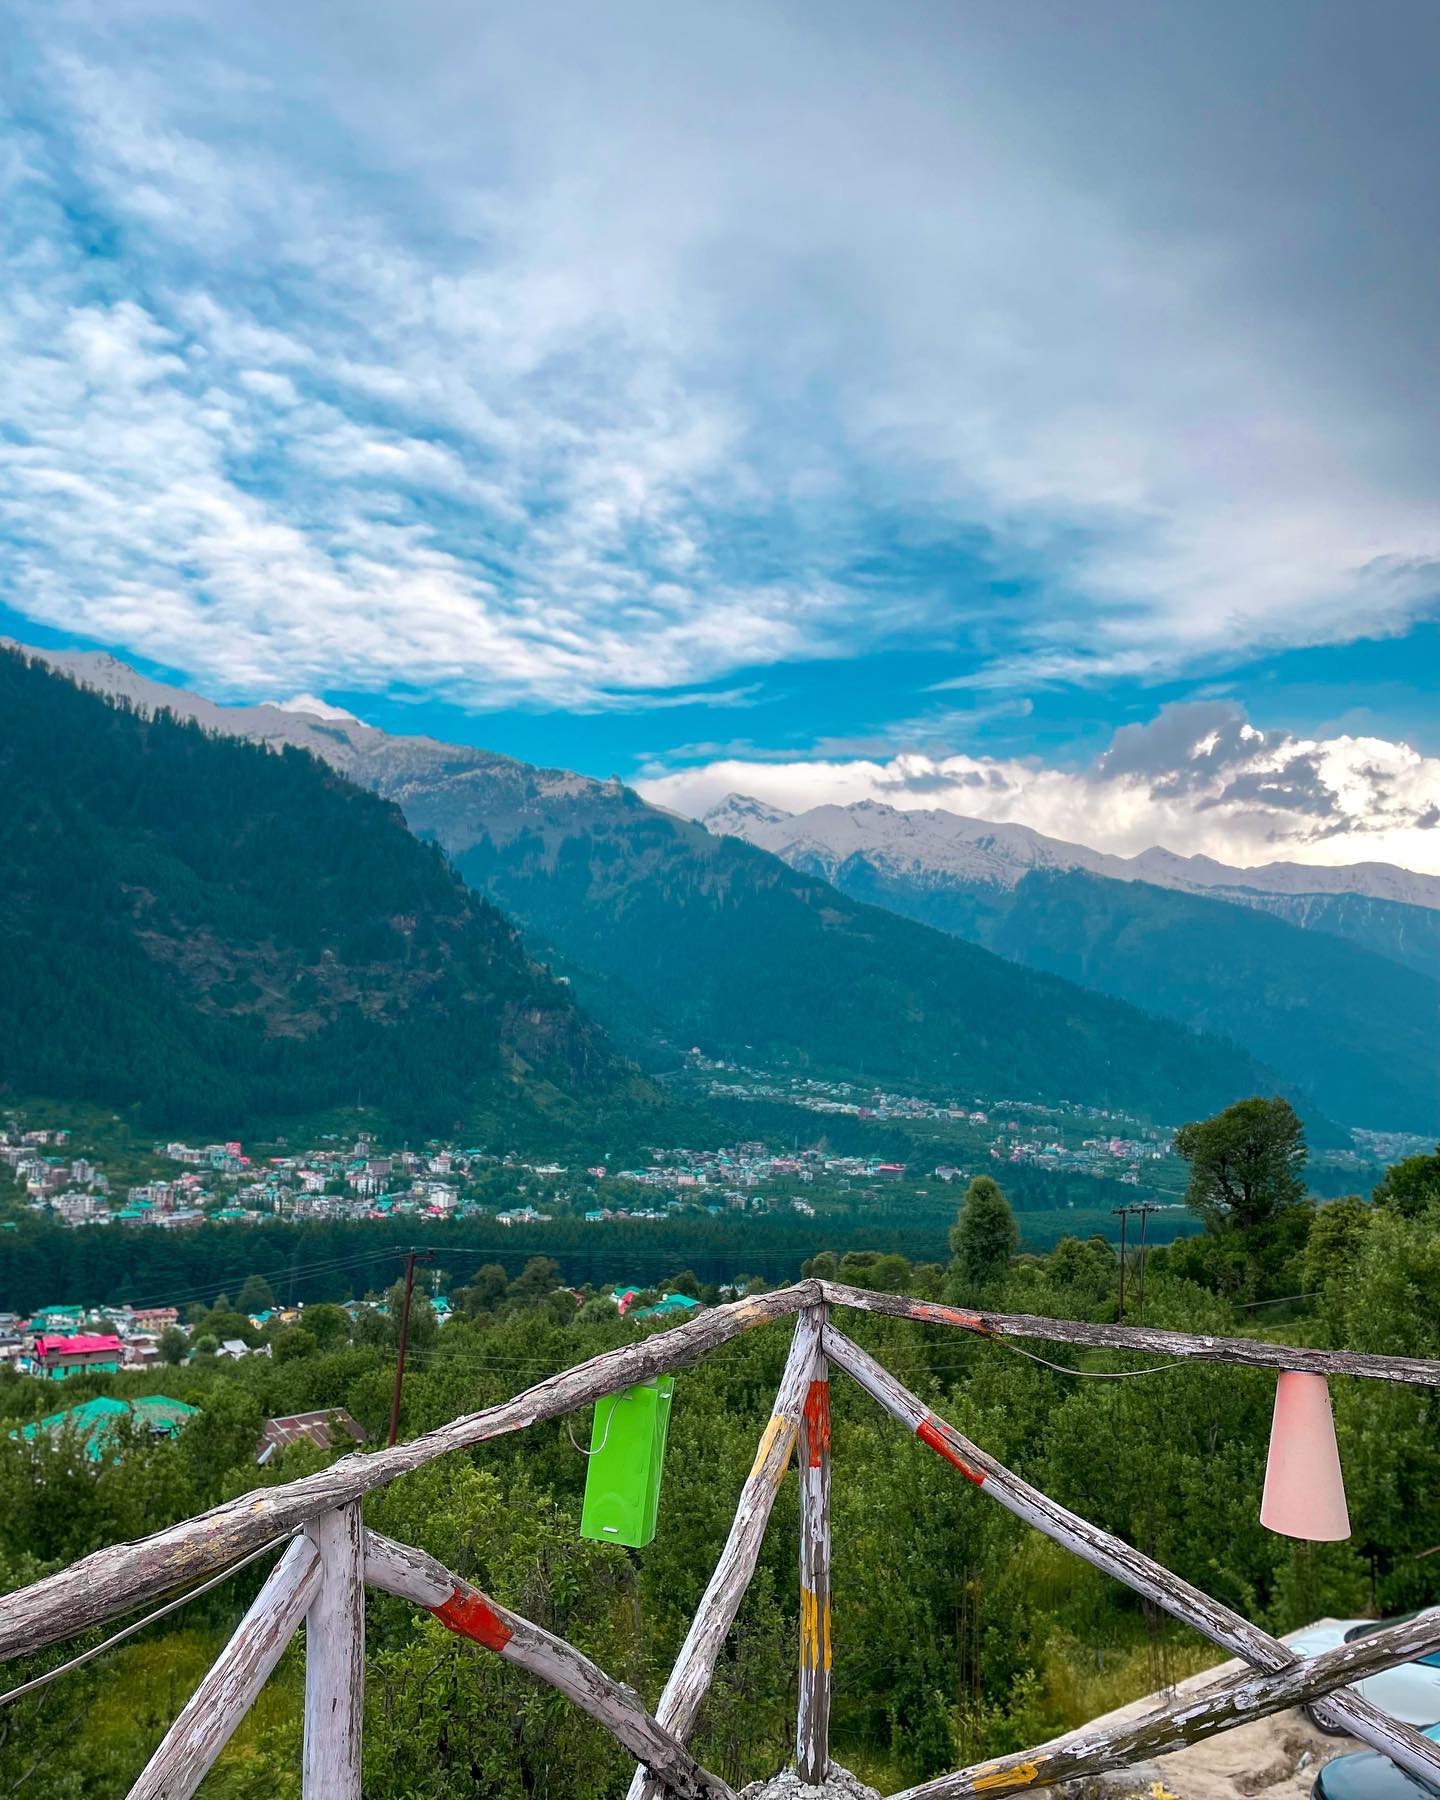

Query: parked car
1289;1614;1440;1731
1311;1722;1440;1800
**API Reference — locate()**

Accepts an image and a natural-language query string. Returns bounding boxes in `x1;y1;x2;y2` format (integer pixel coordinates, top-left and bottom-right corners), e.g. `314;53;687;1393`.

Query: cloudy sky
3;0;1438;869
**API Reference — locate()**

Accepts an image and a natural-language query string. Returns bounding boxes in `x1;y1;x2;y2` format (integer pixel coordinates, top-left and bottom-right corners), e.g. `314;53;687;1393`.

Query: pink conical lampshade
1261;1372;1350;1541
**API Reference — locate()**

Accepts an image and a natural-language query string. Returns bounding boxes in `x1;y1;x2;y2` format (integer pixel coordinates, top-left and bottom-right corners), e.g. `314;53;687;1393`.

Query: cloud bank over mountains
639;701;1440;873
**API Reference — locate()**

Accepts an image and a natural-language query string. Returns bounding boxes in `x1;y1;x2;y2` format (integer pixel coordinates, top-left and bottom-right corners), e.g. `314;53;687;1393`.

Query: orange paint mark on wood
932;1305;998;1336
916;1417;985;1485
802;1380;831;1466
431;1586;513;1652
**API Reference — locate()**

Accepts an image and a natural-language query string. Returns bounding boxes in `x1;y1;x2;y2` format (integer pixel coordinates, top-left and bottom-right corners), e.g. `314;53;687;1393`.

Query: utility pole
1134;1202;1161;1324
387;1249;431;1448
1111;1207;1129;1319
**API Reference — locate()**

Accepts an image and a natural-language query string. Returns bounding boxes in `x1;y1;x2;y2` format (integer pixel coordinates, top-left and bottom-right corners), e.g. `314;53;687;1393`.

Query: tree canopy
1174;1096;1307;1233
948;1175;1019;1292
1372;1146;1440;1219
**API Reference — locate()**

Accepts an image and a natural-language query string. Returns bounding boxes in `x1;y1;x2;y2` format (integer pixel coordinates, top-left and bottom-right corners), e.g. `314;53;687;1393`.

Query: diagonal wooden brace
824;1323;1440;1792
364;1530;733;1800
893;1605;1440;1797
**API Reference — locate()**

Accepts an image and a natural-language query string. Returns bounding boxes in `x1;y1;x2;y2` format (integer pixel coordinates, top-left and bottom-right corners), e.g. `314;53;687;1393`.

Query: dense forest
2;1128;1438;1797
445;775;1295;1126
0;650;661;1146
821;862;1440;1134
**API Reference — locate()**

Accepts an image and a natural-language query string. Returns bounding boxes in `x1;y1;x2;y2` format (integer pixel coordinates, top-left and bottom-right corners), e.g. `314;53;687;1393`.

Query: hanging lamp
1260;1371;1351;1541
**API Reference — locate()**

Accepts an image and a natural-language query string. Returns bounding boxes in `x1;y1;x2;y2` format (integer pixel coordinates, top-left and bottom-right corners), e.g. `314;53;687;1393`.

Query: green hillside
449;783;1293;1125
0;650;658;1143
828;861;1440;1132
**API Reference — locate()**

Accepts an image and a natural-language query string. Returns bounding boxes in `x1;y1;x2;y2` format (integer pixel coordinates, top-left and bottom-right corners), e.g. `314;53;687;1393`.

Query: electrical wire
991;1339;1190;1379
565;1394;623;1458
85;1246;417;1314
0;1531;297;1710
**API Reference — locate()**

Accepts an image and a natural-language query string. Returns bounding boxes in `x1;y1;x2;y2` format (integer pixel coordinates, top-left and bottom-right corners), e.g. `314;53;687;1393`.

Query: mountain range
703;796;1440;1132
6;643;1301;1131
699;794;1440;919
0;648;657;1144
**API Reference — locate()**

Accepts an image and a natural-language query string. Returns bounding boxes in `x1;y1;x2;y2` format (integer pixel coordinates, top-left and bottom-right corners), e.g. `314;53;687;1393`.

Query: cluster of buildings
2;1301;184;1378
699;1068;1178;1190
4;1118;861;1238
698;1064;1167;1134
3;1124;571;1233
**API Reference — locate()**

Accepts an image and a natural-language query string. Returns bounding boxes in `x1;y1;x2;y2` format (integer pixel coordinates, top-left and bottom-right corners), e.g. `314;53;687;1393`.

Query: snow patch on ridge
702;793;1440;912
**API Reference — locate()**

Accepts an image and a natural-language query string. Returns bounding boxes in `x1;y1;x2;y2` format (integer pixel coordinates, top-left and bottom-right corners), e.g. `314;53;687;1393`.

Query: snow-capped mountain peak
703;794;1440;912
700;792;794;836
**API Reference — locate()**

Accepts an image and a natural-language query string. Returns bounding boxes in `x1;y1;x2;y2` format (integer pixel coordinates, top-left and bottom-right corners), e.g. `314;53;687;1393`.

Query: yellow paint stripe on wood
971;1760;1042;1791
799;1588;833;1671
749;1413;797;1483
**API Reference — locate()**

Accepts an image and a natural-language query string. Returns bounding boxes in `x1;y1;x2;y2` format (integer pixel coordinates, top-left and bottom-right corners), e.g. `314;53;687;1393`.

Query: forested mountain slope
1214;885;1440;983
831;862;1439;1132
13;645;1293;1126
707;798;1440;1132
446;786;1294;1123
0;650;656;1141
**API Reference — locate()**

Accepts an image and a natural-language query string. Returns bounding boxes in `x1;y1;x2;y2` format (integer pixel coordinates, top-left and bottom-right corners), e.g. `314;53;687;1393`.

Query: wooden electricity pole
1111;1207;1129;1318
1134;1202;1160;1323
387;1250;430;1448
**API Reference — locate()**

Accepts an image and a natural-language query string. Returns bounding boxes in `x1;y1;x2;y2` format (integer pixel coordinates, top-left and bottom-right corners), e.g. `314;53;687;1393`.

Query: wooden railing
4;1277;1440;1798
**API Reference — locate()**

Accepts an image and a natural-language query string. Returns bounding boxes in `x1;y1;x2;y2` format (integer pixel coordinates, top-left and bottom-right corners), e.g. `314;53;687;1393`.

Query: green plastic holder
579;1375;674;1548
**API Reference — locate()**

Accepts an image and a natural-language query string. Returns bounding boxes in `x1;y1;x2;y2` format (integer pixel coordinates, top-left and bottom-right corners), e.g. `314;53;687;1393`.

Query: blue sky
2;1;1438;869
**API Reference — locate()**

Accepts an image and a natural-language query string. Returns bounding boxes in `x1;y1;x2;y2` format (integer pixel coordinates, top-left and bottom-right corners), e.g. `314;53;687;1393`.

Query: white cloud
1;0;1437;713
636;702;1440;874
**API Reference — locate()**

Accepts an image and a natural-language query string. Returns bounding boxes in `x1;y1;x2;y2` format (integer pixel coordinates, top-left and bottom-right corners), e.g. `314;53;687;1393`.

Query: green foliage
1298;1197;1373;1301
271;1326;317;1362
298;1303;352;1351
1175;1097;1307;1232
4;1140;1440;1796
0;648;658;1146
237;1274;278;1313
1372;1145;1440;1218
948;1176;1019;1293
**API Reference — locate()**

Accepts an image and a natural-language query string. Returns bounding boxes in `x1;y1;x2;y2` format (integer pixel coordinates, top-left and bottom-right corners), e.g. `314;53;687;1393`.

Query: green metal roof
11;1395;198;1461
630;1294;700;1319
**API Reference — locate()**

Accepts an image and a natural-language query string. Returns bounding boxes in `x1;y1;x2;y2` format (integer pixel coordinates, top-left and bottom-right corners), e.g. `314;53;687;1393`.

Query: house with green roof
630;1293;701;1320
29;1305;84;1330
10;1395;198;1461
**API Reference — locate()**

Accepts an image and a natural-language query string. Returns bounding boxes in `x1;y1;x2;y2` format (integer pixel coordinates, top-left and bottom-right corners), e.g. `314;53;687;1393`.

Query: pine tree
948;1175;1018;1292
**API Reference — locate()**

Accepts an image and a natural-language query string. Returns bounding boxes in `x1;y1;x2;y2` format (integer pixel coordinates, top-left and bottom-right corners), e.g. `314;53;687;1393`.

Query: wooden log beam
796;1304;832;1784
823;1325;1440;1791
892;1605;1440;1798
0;1283;814;1664
625;1307;824;1800
303;1503;364;1799
126;1536;318;1800
818;1281;1440;1387
364;1532;733;1800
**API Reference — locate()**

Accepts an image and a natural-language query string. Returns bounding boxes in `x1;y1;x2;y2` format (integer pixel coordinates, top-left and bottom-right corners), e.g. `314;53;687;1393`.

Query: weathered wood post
625;1304;824;1800
303;1502;364;1798
796;1302;831;1783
